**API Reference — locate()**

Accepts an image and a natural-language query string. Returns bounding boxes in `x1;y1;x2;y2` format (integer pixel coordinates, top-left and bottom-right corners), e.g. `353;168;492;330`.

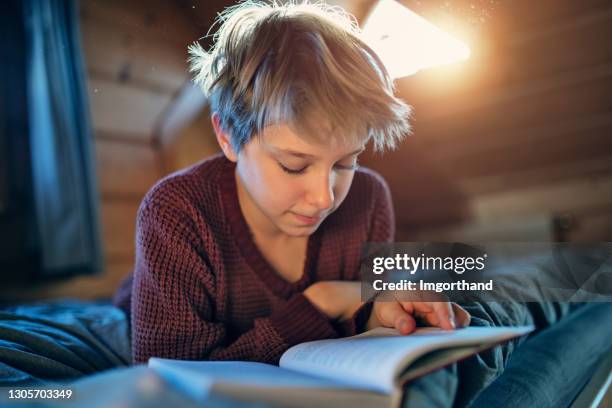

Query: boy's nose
306;171;334;212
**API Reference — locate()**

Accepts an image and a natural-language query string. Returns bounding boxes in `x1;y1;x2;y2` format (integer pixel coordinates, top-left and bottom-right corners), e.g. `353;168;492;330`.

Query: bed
0;298;610;408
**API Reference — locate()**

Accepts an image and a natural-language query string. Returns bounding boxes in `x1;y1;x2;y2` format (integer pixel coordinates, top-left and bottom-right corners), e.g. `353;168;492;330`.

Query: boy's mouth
292;212;322;225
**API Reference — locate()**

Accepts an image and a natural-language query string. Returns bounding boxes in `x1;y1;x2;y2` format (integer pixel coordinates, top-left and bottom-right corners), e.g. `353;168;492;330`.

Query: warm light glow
362;0;471;79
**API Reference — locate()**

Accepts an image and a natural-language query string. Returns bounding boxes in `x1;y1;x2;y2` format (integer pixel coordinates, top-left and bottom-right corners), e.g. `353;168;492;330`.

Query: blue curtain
23;0;103;276
0;0;39;277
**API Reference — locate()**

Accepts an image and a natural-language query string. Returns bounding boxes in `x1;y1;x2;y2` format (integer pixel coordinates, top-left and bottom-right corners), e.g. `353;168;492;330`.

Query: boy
113;0;470;366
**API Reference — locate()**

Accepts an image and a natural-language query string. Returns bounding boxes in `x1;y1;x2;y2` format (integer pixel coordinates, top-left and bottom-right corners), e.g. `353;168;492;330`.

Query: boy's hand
303;281;471;334
303;281;363;321
366;297;471;335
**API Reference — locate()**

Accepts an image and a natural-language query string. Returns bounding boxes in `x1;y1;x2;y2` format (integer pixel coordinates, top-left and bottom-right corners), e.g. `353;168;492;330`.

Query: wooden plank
401;216;552;242
503;8;612;86
420;113;612;159
493;0;609;35
80;18;189;93
412;63;612;125
80;0;197;47
425;120;612;179
458;155;612;196
95;130;153;147
100;199;140;261
88;77;172;140
509;6;612;47
406;77;612;163
471;173;612;222
94;138;160;196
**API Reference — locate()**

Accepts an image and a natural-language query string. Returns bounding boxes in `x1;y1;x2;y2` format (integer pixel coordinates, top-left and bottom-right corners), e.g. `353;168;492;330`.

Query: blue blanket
0;299;131;386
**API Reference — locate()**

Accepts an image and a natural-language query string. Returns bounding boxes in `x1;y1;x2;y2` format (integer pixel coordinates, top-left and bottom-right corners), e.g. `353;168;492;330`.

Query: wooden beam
155;82;207;147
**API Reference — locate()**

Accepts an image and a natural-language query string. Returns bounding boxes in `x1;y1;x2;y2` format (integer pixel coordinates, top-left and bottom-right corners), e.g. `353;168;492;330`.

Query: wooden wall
361;0;612;242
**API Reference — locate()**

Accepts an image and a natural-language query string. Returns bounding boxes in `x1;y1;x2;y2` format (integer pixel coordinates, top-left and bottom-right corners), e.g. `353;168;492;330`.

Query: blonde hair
188;0;411;152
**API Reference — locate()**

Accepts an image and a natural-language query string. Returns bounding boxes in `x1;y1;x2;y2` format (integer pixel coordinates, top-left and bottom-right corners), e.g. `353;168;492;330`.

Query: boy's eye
279;163;307;174
335;163;358;171
335;159;359;171
278;160;359;175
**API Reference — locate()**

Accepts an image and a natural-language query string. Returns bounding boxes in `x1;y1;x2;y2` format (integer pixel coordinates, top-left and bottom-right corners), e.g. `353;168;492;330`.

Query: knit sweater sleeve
131;199;338;365
338;172;396;336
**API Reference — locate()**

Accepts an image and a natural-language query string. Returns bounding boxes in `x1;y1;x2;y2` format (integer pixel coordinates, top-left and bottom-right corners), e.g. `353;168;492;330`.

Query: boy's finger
432;302;456;330
452;303;471;327
378;301;416;335
394;313;416;335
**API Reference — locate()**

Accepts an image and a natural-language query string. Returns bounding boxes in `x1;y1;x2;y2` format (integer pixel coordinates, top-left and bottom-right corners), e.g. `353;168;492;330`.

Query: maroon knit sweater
113;153;394;365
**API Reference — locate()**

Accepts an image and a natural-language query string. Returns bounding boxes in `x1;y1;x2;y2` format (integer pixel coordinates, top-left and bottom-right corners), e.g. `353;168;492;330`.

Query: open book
149;325;533;408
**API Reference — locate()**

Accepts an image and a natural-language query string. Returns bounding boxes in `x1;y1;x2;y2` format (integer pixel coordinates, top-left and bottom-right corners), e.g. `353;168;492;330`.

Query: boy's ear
211;112;238;162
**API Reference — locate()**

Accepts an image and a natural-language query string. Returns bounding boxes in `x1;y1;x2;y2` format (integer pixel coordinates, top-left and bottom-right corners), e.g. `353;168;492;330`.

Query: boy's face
233;124;365;238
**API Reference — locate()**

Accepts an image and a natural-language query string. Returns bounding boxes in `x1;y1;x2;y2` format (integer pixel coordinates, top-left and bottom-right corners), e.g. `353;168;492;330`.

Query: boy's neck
234;168;299;245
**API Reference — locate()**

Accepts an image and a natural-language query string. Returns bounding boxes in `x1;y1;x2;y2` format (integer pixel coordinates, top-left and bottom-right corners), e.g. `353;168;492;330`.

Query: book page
279;326;533;394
